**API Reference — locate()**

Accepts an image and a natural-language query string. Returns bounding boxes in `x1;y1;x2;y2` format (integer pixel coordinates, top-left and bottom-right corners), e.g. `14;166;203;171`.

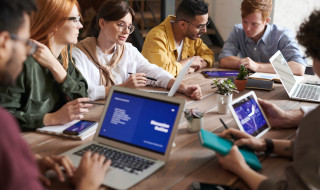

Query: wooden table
22;68;318;190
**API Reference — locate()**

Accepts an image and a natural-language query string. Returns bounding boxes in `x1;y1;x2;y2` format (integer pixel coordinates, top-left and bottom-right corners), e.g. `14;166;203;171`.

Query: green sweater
0;56;88;131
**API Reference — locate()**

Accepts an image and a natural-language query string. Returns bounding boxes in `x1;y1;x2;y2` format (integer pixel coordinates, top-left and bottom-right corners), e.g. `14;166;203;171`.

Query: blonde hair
31;0;80;70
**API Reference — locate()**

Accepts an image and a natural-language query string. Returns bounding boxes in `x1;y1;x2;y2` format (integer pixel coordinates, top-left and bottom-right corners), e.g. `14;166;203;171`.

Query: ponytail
87;15;100;38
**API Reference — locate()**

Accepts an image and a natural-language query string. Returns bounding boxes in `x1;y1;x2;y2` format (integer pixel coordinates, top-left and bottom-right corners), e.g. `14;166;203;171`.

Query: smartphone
63;120;96;135
190;182;240;190
201;71;239;78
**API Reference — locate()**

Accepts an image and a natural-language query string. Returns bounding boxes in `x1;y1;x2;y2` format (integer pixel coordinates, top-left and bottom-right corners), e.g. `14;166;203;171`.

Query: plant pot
234;79;248;91
187;117;203;133
217;93;233;114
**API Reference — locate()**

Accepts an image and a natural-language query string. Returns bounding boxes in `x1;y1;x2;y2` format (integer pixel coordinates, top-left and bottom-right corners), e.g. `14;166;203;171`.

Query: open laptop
62;86;185;189
270;50;320;102
146;57;195;97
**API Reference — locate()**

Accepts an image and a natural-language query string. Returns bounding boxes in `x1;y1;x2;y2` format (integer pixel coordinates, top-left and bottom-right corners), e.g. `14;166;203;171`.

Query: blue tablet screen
232;95;268;136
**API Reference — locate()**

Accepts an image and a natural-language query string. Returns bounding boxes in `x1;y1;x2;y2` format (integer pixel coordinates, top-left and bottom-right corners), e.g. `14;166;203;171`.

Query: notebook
198;129;262;170
62;86;185;189
228;91;271;138
144;57;194;96
228;78;274;91
270;50;320;102
36;120;98;140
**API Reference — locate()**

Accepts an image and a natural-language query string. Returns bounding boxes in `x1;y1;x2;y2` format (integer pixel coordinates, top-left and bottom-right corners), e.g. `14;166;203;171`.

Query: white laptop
146;57;195;97
270;50;320;103
62;86;185;189
228;91;271;138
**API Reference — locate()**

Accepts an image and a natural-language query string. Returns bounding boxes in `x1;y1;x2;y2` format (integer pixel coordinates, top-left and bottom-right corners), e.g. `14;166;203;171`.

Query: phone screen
63;121;95;135
202;71;239;78
190;182;240;190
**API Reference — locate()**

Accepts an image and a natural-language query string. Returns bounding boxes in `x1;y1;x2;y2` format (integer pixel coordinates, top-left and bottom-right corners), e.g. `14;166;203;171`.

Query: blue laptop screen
99;91;180;155
232;95;268;136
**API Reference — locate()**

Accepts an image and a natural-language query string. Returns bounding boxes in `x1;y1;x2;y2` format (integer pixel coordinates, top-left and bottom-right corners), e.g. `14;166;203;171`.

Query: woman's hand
216;145;250;175
183;84;202;100
43;97;92;126
31;40;61;69
121;73;148;88
35;154;76;187
74;151;111;190
218;128;266;152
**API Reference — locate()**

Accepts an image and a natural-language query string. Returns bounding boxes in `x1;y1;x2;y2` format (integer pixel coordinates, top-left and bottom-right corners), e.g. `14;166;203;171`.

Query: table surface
22;68;318;190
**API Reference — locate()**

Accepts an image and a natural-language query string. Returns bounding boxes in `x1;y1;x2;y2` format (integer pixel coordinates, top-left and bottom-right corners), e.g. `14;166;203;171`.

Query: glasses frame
180;19;210;33
9;33;37;56
116;22;135;34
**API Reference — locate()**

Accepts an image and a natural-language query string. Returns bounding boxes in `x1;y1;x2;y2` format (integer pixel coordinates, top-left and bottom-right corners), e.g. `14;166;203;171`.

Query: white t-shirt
175;40;183;61
72;42;174;100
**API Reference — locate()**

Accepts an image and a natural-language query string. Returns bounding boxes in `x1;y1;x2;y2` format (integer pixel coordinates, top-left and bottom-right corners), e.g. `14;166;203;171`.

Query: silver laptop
146;57;195;96
269;50;320;102
62;86;185;189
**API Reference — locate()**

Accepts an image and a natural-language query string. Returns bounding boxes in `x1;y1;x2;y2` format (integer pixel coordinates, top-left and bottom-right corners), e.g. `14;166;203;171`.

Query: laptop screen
270;51;296;93
232;94;269;137
98;90;180;155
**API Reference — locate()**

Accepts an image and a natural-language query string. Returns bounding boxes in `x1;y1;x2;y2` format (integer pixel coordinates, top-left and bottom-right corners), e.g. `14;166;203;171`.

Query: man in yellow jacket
141;0;214;77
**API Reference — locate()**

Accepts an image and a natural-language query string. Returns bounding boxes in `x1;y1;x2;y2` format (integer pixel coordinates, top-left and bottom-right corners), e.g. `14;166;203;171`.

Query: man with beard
142;0;214;77
219;0;305;75
0;0;110;189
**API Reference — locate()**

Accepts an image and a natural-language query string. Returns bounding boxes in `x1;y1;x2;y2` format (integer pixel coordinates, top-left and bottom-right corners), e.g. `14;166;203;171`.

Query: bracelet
264;138;274;157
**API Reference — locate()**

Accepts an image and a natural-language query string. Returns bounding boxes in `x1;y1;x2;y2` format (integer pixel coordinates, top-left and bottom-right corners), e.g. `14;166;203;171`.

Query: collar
163;15;177;51
245;24;271;45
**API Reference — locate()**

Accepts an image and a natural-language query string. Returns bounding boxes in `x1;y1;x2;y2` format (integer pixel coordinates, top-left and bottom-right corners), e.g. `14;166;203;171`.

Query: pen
83;101;105;106
219;118;237;140
128;72;157;81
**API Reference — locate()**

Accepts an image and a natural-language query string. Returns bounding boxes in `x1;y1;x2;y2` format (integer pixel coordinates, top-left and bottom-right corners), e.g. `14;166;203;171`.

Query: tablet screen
231;94;269;137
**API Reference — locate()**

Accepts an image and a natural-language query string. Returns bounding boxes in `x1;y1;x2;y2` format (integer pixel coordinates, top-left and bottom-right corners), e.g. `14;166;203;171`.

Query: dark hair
297;10;320;61
241;0;272;21
87;0;135;38
176;0;208;21
0;0;37;33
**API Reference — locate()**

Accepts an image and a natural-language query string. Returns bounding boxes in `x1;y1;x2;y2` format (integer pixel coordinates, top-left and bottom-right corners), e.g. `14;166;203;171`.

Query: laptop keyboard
294;84;320;100
74;144;155;175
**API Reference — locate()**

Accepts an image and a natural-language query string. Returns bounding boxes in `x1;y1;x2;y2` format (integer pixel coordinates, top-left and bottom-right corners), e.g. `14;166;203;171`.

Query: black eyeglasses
181;20;210;32
10;33;37;56
117;22;135;34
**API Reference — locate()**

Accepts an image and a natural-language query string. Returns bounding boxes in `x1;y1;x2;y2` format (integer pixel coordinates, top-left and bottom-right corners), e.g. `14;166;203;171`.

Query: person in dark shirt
0;0;111;189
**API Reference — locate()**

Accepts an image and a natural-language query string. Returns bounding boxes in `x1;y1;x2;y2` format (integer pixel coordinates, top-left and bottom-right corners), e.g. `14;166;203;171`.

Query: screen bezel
93;86;185;161
228;91;271;138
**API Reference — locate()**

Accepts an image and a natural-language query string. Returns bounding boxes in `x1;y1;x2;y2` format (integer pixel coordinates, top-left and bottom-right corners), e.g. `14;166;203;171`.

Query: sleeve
194;39;214;67
0;64;46;131
0;110;44;190
278;30;306;66
142;32;182;77
218;26;241;60
132;46;174;89
72;48;106;100
55;50;88;101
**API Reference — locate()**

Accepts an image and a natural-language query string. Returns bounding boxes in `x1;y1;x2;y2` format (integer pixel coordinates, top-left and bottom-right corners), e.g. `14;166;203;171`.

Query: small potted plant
234;65;249;91
212;79;238;114
184;108;204;132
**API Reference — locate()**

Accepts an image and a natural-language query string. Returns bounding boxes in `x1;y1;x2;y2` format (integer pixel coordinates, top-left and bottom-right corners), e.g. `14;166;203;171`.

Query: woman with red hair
0;0;92;131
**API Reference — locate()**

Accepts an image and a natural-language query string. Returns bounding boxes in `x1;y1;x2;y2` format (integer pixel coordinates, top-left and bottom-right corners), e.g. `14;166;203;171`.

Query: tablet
201;71;239;78
228;91;271;138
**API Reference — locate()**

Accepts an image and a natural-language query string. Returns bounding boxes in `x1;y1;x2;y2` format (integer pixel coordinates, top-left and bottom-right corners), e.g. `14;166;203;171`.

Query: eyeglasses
67;16;81;24
181;19;210;32
117;22;135;34
9;33;37;56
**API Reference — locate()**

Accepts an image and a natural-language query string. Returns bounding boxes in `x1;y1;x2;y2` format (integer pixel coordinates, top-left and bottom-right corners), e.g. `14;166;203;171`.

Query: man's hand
181;84;202;100
239;57;259;71
35;154;76;187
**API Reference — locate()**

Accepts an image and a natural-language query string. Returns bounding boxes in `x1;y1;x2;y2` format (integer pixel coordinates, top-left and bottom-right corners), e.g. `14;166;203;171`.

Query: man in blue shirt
219;0;305;76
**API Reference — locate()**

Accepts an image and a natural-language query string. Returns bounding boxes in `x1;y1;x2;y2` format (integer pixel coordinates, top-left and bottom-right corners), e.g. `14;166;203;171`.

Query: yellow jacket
142;15;214;77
